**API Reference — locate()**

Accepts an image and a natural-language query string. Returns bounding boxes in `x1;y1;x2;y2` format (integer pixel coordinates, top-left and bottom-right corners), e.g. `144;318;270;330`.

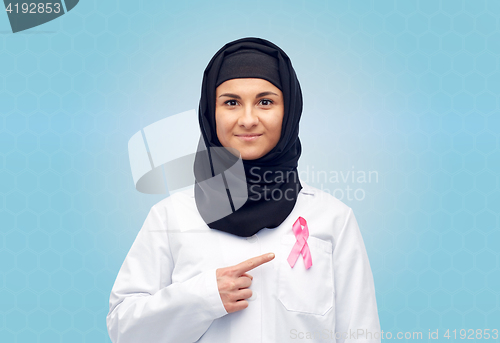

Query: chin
240;151;264;160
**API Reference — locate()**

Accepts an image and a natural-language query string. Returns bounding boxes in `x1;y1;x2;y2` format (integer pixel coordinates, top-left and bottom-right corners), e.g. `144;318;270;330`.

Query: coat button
248;291;257;301
246;235;258;243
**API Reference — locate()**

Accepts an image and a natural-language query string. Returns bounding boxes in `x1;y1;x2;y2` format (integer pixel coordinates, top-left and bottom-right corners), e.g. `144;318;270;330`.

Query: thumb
241;272;253;280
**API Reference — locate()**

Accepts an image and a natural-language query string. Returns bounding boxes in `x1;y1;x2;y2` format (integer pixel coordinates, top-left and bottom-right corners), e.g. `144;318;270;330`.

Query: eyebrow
218;91;279;99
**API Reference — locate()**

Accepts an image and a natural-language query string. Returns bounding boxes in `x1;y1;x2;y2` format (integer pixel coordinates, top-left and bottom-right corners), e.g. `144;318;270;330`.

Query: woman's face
215;78;284;160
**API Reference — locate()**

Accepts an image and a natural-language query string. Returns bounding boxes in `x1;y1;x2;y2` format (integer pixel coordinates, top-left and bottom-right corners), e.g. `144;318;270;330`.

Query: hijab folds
193;37;303;237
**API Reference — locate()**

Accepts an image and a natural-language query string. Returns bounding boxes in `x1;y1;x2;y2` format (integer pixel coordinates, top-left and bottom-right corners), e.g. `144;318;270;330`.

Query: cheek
268;112;284;142
215;112;231;144
215;111;223;139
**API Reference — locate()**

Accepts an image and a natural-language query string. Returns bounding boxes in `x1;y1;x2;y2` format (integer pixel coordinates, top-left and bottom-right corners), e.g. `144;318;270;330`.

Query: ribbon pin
287;216;312;269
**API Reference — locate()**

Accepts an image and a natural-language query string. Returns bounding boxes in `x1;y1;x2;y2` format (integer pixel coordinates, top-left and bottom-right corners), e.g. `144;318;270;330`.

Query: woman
107;37;381;343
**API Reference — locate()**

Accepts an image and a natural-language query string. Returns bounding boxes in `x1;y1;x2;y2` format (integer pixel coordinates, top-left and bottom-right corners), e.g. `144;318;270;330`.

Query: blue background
1;0;499;342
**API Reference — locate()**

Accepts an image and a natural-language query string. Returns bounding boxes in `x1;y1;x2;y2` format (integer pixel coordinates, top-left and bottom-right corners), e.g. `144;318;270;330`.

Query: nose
237;105;259;129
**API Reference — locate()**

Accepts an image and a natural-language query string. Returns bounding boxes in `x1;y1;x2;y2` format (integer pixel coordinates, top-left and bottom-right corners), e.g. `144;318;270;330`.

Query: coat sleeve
333;208;381;343
106;204;228;343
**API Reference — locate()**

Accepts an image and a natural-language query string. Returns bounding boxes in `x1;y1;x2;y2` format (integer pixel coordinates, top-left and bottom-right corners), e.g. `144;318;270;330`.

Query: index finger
233;253;275;275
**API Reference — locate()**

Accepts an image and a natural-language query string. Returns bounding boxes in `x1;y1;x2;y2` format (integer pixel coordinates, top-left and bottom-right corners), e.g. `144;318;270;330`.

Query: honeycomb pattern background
1;0;499;341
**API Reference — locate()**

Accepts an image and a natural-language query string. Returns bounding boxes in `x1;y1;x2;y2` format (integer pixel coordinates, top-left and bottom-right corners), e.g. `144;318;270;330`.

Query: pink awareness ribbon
287;216;312;269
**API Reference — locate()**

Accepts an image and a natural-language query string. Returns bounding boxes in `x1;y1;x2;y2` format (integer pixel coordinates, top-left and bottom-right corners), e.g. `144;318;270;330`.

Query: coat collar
299;179;315;196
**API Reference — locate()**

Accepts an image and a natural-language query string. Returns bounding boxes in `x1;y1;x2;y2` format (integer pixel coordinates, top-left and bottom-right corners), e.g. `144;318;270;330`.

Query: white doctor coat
106;180;381;343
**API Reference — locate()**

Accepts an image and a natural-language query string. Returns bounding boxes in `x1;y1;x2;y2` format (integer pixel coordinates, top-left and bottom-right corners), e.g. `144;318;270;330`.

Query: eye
224;100;238;106
259;99;274;106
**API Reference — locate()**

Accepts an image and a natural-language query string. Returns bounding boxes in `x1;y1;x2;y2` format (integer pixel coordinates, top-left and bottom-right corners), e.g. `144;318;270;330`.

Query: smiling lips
235;134;262;141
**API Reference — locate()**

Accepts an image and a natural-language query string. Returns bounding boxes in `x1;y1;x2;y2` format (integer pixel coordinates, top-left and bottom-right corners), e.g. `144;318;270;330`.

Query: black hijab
193;37;303;237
